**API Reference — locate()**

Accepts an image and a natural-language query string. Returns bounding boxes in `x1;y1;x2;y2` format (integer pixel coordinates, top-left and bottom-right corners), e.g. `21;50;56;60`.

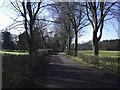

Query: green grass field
0;51;29;55
0;50;119;58
79;50;120;58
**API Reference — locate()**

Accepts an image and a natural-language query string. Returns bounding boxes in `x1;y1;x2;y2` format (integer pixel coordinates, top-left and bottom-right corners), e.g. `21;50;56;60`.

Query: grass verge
0;51;29;55
61;52;119;76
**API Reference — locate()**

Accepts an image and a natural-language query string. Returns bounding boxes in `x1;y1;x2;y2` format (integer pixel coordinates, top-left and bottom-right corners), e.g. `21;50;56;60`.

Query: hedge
2;49;53;88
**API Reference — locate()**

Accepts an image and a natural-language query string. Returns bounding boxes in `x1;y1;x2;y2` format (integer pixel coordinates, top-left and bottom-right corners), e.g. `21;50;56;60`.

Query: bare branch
86;2;94;29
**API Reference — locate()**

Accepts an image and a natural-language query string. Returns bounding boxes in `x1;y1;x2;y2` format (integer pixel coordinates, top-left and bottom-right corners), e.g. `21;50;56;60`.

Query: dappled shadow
31;53;118;88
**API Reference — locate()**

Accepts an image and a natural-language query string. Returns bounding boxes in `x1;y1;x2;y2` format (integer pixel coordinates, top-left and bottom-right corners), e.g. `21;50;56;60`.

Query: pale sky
78;18;118;43
0;0;119;43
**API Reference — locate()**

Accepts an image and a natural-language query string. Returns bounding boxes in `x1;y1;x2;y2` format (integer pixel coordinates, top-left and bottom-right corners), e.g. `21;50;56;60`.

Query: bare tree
52;3;73;53
33;20;48;49
10;0;43;66
54;19;73;52
50;2;89;56
85;1;117;59
62;2;88;56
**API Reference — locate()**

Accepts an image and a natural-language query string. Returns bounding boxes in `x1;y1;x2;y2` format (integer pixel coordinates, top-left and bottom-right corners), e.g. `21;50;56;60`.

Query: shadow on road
19;52;119;88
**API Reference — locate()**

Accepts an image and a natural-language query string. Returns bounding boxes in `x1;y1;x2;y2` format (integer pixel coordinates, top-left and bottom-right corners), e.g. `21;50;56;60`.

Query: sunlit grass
62;52;119;75
79;50;120;58
0;51;29;55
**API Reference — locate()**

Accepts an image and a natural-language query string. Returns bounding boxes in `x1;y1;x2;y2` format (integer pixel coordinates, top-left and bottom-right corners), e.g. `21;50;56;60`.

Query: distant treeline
1;31;119;51
72;39;120;51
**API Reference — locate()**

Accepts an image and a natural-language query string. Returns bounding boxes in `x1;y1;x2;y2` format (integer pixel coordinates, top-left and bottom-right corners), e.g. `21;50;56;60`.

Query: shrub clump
2;49;53;88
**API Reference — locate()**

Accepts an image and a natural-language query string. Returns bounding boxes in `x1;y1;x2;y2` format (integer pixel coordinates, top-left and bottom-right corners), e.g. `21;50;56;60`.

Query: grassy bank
64;50;119;75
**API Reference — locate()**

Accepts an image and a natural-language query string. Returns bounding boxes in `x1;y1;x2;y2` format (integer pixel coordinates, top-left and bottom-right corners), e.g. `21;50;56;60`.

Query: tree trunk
29;42;35;66
24;42;35;80
66;33;71;55
68;33;72;50
92;40;99;56
92;31;99;64
28;36;38;66
75;31;78;56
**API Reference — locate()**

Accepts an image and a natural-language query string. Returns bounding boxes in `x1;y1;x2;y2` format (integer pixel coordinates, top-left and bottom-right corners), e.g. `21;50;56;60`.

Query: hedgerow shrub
2;49;53;88
2;55;29;88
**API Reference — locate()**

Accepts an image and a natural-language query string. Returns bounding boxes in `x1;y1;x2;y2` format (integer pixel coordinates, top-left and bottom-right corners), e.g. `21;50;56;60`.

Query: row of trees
2;31;15;50
2;31;62;51
1;1;119;65
50;2;119;57
50;2;89;56
99;39;120;51
75;39;119;51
